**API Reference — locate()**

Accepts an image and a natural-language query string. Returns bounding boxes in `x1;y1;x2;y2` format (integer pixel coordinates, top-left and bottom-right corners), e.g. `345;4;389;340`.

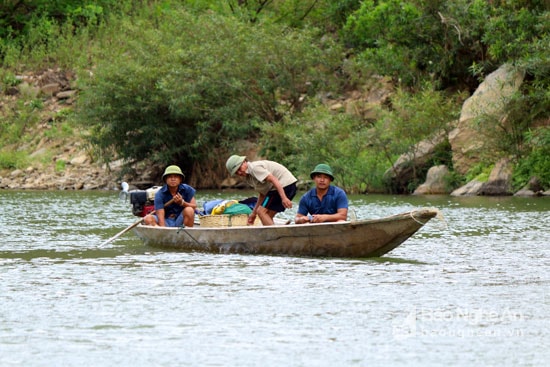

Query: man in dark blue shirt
144;165;197;227
295;164;348;224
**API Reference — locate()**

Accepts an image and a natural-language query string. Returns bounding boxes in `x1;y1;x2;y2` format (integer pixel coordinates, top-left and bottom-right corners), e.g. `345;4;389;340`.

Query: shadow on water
362;256;430;265
132;245;431;265
0;246;151;261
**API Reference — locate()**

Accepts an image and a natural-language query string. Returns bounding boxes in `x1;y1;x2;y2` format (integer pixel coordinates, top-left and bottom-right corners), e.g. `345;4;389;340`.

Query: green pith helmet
162;165;185;182
226;155;246;176
310;163;334;181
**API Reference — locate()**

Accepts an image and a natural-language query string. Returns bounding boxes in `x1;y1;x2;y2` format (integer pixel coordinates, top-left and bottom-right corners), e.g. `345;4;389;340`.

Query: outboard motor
120;182;161;217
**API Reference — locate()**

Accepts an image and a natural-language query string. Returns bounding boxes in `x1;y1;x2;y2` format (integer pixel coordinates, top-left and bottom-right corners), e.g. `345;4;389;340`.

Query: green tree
343;0;490;89
76;6;341;183
259;103;376;193
369;85;462;193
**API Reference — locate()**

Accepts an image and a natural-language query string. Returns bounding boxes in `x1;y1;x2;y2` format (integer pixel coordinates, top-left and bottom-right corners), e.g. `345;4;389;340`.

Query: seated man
144;165;197;227
295;164;348;224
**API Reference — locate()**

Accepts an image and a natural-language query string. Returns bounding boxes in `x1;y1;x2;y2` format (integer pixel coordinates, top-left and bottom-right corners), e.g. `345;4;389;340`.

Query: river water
1;190;548;366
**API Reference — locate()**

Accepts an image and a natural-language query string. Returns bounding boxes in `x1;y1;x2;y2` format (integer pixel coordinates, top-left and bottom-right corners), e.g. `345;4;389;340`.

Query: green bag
223;203;252;215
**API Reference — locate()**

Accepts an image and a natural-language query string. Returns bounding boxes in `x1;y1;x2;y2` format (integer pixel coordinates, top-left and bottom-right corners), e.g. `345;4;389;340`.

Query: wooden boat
132;208;438;258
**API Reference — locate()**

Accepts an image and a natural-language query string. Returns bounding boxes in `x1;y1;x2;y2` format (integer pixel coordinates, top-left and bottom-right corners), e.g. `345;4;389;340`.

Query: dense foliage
343;0;549;90
75;6;341;179
260;85;462;193
1;0;549;192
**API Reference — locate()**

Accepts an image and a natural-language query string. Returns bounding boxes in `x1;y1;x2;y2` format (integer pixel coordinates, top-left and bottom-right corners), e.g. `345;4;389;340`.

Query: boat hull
132;209;438;257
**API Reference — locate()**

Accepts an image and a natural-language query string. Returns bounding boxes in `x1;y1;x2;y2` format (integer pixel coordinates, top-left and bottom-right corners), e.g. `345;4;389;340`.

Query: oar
99;197;175;247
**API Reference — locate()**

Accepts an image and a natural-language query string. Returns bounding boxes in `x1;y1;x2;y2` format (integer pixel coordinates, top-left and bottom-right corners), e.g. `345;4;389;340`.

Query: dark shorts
261;183;297;213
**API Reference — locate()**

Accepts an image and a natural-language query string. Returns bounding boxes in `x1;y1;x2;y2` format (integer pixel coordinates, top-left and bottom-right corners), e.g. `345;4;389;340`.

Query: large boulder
413;165;450;195
449;64;524;174
384;131;447;193
514;177;545;197
479;158;514;196
450;179;484;196
452;158;514;196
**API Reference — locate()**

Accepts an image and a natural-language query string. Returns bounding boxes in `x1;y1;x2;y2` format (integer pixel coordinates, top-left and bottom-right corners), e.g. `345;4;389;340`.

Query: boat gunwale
132;208;438;234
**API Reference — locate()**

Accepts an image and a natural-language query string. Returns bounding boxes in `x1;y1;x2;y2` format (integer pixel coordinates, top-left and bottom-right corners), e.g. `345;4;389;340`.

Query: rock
449;64;525;174
413;165;450;195
10;169;23;178
514;189;537;197
104;159;124;170
526;176;543;192
329;102;344;111
451;158;512;196
451;179;485;196
479;158;513;196
514;177;544;197
5;86;19;95
384;131;448;193
30;147;48;158
37;68;71;90
220;177;248;189
41;83;61;96
56;90;77;99
70;154;89;166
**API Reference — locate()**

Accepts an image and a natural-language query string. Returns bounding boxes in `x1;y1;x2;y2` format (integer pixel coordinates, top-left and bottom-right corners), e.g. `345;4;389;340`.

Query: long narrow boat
132;208;438;258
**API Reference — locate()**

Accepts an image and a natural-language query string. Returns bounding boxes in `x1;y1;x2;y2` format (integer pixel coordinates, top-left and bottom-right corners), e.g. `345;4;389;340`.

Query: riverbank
0;158;120;190
2;70;548;196
0;127;123;190
0;69;126;191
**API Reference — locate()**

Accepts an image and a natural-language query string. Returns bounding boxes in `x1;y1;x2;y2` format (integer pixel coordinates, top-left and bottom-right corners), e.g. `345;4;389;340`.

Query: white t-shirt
245;160;297;195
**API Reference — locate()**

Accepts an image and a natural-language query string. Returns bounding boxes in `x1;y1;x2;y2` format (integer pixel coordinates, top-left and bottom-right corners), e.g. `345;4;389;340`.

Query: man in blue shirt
295;164;348;224
144;165;197;227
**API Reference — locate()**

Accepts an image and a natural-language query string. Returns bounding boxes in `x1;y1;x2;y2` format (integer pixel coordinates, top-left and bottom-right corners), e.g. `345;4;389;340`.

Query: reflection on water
0;190;549;366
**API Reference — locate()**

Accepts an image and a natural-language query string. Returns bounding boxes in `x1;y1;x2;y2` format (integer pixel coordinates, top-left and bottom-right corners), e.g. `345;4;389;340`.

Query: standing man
226;155;297;226
295;164;348;224
144;165;197;227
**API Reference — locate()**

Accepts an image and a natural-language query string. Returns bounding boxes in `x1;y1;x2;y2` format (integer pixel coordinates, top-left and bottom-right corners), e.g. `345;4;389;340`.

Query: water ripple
0;191;549;366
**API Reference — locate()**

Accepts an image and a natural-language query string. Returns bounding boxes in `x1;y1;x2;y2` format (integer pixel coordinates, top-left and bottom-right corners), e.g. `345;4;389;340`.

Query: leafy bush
343;0;549;92
465;163;492;183
0;150;29;170
371;84;463;192
259;83;463;194
259;103;377;193
0;0;124;39
0;99;42;146
76;5;341;180
1;14;93;69
482;3;548;63
0;0;136;69
343;0;489;89
55;159;67;172
189;0;362;31
1;72;20;87
512;127;550;190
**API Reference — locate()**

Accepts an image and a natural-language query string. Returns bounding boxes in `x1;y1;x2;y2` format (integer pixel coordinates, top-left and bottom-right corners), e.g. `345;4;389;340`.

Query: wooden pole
99;197;175;247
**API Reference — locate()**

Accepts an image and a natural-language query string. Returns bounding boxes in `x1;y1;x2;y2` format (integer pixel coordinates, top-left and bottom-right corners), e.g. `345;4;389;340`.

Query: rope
177;224;201;246
410;207;447;229
349;208;358;223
